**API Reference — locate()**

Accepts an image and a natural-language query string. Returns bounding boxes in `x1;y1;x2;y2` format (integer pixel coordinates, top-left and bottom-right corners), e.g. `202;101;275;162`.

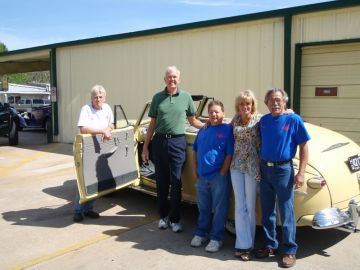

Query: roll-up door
300;43;360;145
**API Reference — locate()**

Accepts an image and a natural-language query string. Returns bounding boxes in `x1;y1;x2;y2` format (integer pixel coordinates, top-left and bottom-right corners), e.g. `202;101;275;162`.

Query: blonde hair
235;89;258;114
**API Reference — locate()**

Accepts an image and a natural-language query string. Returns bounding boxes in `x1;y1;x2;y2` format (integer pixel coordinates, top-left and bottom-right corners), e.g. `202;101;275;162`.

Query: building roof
0;0;359;75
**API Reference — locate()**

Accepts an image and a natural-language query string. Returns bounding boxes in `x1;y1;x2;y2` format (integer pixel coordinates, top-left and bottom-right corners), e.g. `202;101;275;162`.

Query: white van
14;98;50;112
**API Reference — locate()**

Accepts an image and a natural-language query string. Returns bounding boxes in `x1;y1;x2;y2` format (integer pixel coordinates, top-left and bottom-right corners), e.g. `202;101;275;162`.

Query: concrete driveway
0;130;359;270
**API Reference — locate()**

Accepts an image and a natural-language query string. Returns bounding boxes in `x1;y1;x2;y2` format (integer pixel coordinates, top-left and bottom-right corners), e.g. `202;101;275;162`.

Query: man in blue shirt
191;100;234;253
256;89;310;268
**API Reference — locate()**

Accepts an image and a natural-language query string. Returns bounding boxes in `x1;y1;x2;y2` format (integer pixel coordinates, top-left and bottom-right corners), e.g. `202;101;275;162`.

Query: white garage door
300;42;360;145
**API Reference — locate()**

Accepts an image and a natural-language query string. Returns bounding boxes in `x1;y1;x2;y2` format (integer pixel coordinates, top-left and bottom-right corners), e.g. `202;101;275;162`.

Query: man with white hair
141;66;204;233
73;84;114;222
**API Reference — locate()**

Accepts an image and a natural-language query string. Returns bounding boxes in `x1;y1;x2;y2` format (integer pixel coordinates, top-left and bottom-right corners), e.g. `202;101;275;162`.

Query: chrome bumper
312;199;360;233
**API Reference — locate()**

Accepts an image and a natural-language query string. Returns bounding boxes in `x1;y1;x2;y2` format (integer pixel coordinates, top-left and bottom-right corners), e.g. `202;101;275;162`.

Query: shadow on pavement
0;173;352;261
2;183;158;229
106;203;351;262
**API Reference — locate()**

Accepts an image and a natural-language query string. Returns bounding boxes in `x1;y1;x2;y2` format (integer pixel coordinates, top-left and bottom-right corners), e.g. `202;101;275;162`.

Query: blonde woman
230;89;262;261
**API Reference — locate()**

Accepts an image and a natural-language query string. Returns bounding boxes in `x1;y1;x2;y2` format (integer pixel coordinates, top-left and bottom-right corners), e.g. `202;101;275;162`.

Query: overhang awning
0;49;50;75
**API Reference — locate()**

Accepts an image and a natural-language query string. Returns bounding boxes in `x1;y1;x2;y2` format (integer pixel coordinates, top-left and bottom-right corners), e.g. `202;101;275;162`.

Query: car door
73;105;140;203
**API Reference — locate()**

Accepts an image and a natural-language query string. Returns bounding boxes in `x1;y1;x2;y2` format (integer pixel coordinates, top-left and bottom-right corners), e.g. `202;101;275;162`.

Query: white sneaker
190;235;205;247
158;217;169;229
169;222;183;233
205;240;222;252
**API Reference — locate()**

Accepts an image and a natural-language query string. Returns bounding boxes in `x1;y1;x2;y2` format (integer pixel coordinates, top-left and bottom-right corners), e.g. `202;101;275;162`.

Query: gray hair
164;66;181;78
264;88;288;104
90;85;106;97
208;100;224;112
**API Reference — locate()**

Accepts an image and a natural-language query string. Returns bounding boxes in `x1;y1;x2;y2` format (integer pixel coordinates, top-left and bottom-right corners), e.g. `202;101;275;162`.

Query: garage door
300;43;360;145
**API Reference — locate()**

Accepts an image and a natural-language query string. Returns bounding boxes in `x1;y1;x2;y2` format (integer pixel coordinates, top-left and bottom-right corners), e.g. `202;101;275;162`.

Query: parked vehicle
73;96;360;233
14;98;50;113
18;105;52;131
0;102;21;145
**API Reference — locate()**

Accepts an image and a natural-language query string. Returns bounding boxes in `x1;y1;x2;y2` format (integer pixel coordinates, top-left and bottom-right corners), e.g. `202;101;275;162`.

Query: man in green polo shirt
141;66;204;233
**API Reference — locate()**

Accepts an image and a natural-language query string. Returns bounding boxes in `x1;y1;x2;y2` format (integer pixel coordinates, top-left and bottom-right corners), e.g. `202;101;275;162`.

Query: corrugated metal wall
292;6;360;144
300;43;360;144
57;18;284;143
292;6;360;94
292;7;360;44
55;6;360;143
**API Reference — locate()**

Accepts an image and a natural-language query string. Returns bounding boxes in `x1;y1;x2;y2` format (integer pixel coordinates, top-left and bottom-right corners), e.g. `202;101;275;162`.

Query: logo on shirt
282;125;290;131
216;133;225;139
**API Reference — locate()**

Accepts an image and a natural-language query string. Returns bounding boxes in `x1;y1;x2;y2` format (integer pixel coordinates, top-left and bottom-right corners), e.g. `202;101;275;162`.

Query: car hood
302;123;360;208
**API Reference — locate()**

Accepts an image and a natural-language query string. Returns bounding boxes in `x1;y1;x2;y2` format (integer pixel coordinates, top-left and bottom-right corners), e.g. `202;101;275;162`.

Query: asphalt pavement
0;130;359;270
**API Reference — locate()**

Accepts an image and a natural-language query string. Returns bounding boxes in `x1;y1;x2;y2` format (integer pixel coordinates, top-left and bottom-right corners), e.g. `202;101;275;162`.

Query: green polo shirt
148;89;196;135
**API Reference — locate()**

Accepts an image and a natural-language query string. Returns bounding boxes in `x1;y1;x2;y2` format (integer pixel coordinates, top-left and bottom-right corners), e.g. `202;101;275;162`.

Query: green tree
0;41;8;84
0;41;8;52
7;73;31;84
7;71;49;84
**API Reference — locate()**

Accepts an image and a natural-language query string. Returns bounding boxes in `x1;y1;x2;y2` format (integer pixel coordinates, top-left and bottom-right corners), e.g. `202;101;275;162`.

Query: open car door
73;105;140;203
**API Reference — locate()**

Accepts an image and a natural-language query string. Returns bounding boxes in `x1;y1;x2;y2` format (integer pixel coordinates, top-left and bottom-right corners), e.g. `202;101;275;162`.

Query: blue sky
1;0;331;51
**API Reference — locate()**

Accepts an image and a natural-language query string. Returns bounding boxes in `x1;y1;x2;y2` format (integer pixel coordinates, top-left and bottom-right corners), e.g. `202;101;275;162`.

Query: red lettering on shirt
217;133;225;139
282;125;290;131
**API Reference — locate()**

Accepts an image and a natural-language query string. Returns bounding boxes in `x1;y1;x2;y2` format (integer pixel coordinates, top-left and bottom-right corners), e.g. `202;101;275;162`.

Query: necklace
240;115;252;127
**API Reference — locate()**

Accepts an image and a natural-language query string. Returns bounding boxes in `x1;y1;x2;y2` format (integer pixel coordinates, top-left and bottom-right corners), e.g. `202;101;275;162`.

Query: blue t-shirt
259;113;310;161
193;124;234;178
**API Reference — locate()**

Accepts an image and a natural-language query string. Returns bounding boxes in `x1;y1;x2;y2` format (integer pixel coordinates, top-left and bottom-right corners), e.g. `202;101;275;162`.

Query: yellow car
73;96;360;232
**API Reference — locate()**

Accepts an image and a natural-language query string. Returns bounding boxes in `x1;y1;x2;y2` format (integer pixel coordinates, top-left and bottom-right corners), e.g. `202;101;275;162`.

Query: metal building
0;0;359;144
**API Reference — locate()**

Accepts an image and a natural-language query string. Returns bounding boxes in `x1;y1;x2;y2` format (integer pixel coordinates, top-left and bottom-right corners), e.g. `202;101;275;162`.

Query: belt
261;159;292;167
156;133;185;139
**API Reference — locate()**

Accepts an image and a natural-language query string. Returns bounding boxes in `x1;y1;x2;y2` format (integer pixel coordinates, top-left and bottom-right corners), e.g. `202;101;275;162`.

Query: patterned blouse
230;113;262;181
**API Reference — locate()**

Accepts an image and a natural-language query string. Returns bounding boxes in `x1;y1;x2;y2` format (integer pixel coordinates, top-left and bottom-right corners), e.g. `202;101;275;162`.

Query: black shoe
255;247;277;258
84;210;100;219
73;213;84;223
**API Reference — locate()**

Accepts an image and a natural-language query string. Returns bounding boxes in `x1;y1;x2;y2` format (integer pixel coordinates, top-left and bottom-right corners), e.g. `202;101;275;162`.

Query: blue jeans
194;172;231;241
260;161;297;255
73;191;95;214
230;169;258;249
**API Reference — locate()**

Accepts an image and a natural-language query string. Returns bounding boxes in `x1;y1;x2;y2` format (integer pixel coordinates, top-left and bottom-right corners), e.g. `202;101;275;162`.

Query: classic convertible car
18;105;52;131
73;96;360;232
